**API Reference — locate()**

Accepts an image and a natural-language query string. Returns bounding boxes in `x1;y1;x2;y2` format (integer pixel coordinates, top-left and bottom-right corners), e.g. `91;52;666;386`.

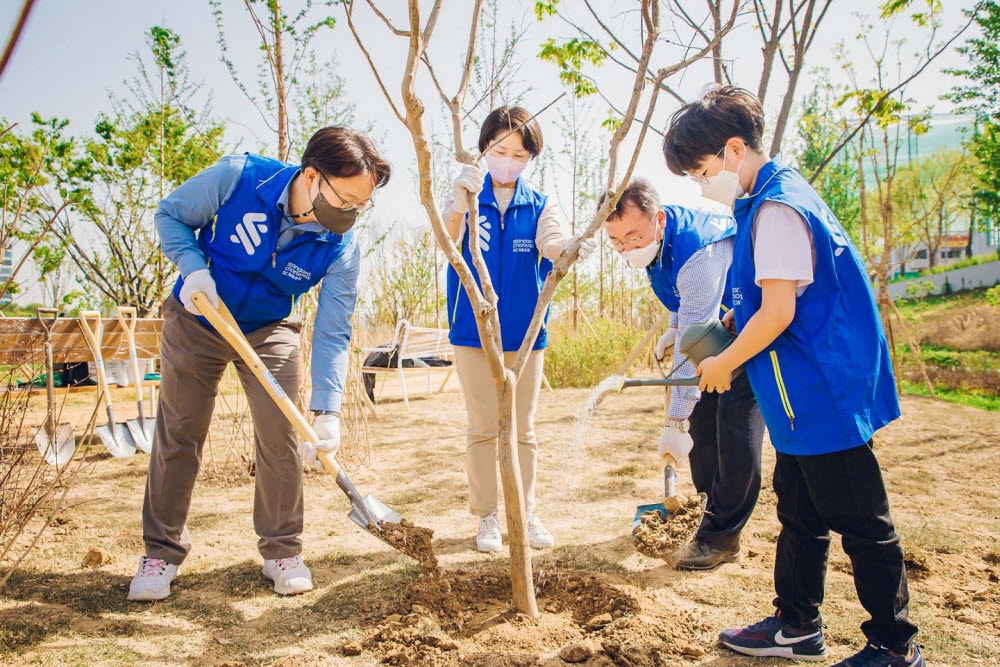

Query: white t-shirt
752;201;816;297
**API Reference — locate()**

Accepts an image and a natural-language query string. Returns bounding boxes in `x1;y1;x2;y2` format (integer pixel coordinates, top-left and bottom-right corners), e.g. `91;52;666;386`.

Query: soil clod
631;495;704;559
371;519;439;572
81;547;112;568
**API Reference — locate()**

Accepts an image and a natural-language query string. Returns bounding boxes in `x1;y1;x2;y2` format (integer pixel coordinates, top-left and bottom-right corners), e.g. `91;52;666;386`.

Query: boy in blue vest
128;127;391;602
601;179;764;570
662;86;921;666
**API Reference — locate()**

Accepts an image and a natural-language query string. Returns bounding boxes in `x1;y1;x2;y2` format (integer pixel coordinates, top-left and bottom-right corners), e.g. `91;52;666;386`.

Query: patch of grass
901;380;1000;412
608;464;640;477
0;619;55;654
387;486;434;506
51;641;144;665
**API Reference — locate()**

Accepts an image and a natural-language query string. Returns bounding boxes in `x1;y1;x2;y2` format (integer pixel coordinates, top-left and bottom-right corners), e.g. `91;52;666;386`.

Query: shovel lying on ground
78;311;136;458
32;308;76;466
117;306;154;453
190;292;411;556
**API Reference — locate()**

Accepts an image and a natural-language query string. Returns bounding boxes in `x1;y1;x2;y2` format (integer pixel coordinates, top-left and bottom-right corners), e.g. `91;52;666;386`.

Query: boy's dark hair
661;86;765;176
599;179;660;220
302;126;392;188
478;106;543;157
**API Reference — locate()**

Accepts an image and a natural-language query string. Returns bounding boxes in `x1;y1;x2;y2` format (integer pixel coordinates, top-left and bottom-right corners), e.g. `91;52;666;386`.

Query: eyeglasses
610;213;658;251
688;145;726;185
319;172;375;213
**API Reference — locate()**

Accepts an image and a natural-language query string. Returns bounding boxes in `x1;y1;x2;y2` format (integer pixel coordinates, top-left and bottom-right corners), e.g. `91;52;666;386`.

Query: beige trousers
143;295;304;565
453;345;545;517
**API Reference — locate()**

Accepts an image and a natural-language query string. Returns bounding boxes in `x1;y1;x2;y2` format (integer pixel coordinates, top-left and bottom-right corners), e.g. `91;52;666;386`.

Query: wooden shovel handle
116;306;145;401
190;292;343;478
78;311;110;408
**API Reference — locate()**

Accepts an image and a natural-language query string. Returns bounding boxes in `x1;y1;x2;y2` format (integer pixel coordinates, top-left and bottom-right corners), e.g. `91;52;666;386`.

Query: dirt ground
2;376;999;666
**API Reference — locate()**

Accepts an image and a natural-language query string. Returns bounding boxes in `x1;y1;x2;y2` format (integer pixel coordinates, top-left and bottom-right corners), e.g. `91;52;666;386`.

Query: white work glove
570;236;599;263
658;423;693;463
451;163;487;214
655;326;678;362
178;268;218;316
298;413;341;471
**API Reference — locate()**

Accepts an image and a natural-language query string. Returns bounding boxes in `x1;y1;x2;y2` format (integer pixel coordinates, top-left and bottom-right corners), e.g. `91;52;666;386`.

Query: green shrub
545;318;647;388
986;284;1000;308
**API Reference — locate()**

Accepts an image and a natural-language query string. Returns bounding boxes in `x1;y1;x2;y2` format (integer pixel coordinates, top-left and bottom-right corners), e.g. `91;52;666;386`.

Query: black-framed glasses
319;172;375;213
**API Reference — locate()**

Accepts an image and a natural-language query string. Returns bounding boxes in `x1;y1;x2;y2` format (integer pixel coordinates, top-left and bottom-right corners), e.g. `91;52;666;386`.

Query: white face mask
485;153;529;184
699;146;745;208
620;223;662;269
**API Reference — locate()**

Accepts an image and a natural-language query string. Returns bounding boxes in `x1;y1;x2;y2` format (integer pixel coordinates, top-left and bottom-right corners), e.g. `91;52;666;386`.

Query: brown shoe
670;539;740;570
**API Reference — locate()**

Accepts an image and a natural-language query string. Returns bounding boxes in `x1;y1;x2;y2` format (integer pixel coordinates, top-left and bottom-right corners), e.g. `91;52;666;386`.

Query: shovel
32;308;76;467
629;319;740;530
117;306;154;453
78;311;136;458
190;292;411;555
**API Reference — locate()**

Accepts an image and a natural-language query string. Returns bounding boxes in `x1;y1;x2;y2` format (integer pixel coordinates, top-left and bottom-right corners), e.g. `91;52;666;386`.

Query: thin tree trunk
271;0;289;161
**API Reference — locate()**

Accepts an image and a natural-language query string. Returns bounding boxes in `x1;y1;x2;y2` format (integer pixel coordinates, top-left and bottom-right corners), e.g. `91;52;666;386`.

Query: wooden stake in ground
340;0;738;616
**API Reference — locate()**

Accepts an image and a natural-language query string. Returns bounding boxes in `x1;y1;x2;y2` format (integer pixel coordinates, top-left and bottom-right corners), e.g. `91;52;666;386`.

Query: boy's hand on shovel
298;413;341;471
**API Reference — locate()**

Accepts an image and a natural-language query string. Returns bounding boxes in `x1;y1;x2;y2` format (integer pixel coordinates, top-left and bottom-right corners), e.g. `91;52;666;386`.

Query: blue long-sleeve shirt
155;154;359;413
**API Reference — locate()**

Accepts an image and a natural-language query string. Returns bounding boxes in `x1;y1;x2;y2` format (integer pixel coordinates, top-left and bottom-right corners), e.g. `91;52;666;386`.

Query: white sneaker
527;513;555;549
262;555;313;595
476;513;503;553
128;556;179;601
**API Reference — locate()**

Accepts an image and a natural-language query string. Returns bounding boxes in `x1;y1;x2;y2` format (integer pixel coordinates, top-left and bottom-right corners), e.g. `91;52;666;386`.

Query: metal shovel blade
97;415;136;458
347;493;404;538
126;418;153;454
34;423;76;466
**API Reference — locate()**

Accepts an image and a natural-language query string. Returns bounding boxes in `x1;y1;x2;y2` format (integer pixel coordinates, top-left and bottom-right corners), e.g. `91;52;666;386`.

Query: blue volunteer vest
731;157;900;455
447;174;552;351
172;153;351;332
646;205;736;317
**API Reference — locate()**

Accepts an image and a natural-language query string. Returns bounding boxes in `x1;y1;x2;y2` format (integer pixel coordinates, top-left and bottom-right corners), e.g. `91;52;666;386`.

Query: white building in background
896;227;1000;275
0;248;12;304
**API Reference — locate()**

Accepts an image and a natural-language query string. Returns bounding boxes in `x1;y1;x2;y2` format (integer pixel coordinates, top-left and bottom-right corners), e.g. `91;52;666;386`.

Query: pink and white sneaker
262;555;313;595
128;556;179;601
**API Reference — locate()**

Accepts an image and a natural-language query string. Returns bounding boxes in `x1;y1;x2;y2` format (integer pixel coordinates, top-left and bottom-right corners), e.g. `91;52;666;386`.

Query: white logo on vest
231;213;269;255
476;215;491;252
282;262;311;281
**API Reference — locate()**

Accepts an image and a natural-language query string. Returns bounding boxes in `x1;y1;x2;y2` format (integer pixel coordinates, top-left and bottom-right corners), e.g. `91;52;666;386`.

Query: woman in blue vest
443;106;597;553
128;127;391;603
601;179;764;571
662;86;921;667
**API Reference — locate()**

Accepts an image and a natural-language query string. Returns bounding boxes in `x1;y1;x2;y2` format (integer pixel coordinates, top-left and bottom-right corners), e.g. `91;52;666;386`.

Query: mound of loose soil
356;565;708;666
631;494;704;560
372;519;438;572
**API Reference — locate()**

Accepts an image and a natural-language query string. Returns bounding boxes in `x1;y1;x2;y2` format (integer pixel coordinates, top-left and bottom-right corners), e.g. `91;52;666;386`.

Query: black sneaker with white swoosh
828;643;925;666
719;613;828;662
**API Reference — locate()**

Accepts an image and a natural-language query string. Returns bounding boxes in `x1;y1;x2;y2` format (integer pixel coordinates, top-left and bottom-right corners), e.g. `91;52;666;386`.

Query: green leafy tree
32;26;224;314
210;0;336;160
945;1;1000;238
796;76;861;244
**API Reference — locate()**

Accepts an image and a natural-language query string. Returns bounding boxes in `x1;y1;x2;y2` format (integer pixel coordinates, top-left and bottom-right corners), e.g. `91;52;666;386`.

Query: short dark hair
599;179;660;220
301;126;392;188
662;86;765;176
478;106;543;157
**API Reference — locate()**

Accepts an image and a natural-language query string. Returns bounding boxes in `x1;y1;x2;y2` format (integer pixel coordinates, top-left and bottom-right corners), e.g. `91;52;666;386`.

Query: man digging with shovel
602;179;764;570
128;127;391;602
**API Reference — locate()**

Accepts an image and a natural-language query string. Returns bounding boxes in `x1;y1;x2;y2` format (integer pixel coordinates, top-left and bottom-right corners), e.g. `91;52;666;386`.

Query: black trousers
772;442;918;653
687;370;764;549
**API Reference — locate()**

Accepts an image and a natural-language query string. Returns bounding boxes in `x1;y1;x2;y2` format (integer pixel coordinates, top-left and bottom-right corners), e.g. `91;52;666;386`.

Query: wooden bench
0;316;163;393
360;319;455;406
